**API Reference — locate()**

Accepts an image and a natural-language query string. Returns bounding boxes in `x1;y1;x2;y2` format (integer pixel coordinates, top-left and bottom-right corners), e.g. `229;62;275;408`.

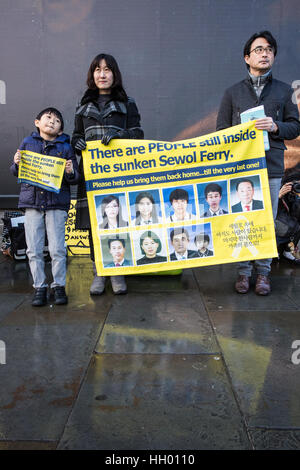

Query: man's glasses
249;46;274;55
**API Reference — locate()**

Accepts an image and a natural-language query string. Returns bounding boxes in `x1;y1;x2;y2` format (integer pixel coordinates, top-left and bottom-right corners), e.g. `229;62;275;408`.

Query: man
231;178;263;213
194;233;214;257
202;182;228;217
104;237;132;268
170;228;198;261
166;188;195;222
217;30;300;295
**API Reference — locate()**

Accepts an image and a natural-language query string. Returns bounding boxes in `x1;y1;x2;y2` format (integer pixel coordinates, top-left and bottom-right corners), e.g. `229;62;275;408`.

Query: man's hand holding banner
82;121;278;275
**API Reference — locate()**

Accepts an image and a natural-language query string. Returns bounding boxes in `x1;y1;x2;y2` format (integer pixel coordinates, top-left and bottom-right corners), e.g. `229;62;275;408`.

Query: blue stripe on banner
17;178;60;194
85;157;266;192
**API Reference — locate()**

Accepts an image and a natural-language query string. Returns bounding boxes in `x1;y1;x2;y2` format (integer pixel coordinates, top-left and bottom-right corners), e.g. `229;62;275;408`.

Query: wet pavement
0;254;300;450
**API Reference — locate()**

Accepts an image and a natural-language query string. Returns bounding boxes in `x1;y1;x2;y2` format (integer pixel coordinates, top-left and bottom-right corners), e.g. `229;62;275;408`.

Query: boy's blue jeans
238;177;281;278
24;208;68;288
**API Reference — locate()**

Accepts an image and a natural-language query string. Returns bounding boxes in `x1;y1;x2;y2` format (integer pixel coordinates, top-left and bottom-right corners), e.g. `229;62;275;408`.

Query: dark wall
1;0;300;207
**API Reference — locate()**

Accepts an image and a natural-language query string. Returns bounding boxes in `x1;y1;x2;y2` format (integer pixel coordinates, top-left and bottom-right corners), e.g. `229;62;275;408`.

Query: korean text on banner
82;121;278;276
18;150;66;193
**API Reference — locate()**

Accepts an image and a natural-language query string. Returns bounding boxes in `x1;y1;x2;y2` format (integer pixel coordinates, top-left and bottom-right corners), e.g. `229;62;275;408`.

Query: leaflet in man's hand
240;105;270;151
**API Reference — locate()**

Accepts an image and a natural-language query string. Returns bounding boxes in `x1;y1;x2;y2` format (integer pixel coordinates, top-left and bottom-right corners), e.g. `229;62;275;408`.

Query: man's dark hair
170;227;189;242
281;163;300;185
86;53;128;102
108;237;126;249
169;188;189;204
35;107;64;131
243;30;277;68
204;183;222;198
236;178;254;191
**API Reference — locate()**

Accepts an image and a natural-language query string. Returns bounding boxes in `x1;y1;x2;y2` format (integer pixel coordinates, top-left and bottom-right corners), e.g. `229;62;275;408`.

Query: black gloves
74;138;87;151
75;130;129;149
101;129;129;145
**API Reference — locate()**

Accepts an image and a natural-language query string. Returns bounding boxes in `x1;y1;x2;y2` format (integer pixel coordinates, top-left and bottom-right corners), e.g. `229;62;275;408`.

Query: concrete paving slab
249;429;300;450
1;252;300;450
58;354;251;450
0;293;27;322
96;292;219;354
193;263;299;311
209;309;300;428
0;440;57;450
127;269;197;292
0;259;32;293
0;257;112;442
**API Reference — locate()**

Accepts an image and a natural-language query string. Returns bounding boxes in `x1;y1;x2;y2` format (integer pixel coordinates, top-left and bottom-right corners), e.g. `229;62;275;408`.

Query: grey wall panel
0;0;299;207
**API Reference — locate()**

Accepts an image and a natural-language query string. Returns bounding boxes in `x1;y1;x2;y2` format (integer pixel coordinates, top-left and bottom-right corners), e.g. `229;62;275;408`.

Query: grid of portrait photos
94;174;264;269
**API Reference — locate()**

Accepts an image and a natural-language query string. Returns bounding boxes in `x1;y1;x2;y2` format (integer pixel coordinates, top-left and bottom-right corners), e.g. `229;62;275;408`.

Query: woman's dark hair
243;30;277;68
139;230;162;256
101;195;126;227
86;53;128;102
135;192;159;224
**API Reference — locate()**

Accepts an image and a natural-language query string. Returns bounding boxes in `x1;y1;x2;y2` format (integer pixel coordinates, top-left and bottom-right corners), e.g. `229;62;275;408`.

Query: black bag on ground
1;211;50;261
275;211;300;239
1;212;27;260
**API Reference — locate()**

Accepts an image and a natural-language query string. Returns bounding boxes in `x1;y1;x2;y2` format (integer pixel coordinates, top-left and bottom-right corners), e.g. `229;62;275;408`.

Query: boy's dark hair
205;183;222;198
169;188;189;204
86;53;128;102
35;107;64;131
243;31;277;69
194;233;210;244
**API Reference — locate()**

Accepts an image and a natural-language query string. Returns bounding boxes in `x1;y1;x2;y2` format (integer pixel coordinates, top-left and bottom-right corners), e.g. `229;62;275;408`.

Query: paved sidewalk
0;254;299;450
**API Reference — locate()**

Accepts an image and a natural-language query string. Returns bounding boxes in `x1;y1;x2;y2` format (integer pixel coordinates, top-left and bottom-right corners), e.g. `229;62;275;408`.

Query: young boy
194;233;214;257
202;183;228;217
11;108;80;306
166;188;196;222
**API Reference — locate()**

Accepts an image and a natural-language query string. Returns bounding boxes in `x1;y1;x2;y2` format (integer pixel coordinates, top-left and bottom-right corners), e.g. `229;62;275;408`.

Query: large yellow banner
82;121;278;275
18;150;66;193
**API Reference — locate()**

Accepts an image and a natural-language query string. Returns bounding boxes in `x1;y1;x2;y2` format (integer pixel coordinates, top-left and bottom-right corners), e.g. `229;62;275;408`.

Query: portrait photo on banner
128;189;162;226
163;185;197;223
94;193;129;229
229;174;264;214
100;233;133;268
167;223;214;261
133;228;168;266
197;180;229;218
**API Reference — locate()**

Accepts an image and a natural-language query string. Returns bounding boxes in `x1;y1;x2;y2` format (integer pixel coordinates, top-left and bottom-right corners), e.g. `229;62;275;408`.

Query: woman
99;195;128;229
72;53;143;295
134;192;160;226
137;231;167;265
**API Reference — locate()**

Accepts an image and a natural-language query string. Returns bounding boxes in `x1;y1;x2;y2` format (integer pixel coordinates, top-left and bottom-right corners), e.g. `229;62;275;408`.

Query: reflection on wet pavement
0;255;300;449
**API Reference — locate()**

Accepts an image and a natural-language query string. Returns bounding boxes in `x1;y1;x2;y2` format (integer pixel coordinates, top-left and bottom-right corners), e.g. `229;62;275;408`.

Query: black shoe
54;286;68;305
32;287;47;307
